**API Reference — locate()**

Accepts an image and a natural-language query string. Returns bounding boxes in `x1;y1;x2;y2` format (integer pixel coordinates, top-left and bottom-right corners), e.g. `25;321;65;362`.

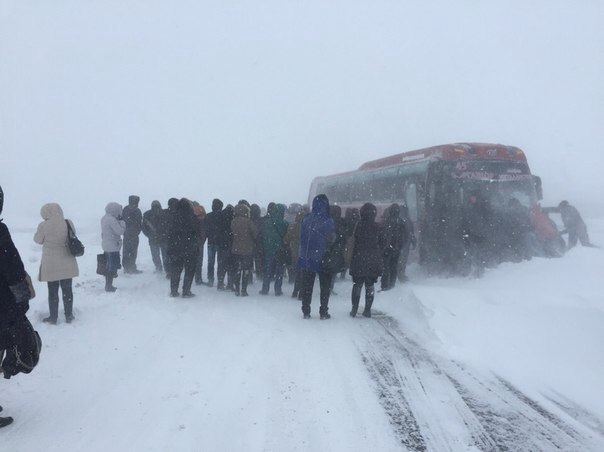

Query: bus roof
358;143;526;171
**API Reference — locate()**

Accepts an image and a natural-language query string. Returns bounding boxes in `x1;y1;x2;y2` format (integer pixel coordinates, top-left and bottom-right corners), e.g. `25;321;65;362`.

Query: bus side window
406;183;418;222
333;182;349;204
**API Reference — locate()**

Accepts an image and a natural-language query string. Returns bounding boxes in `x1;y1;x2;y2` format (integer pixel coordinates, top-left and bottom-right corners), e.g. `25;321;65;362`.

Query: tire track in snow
356;312;602;451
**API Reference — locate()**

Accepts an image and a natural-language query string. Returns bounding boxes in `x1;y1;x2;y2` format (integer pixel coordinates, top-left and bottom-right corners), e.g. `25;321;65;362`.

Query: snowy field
1;216;603;451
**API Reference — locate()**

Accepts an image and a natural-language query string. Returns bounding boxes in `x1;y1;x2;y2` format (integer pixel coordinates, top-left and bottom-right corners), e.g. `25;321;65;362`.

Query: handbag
1;316;42;379
65;220;85;257
96;253;107;276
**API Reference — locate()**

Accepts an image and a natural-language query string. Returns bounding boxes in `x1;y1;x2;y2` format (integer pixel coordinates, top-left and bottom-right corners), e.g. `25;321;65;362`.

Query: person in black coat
222;204;235;291
158;198;178;279
142;200;165;273
398;205;416;282
122;195;143;274
167;198;201;298
380;203;407;291
205;199;225;287
0;186;35;427
349;203;384;318
250;203;263;280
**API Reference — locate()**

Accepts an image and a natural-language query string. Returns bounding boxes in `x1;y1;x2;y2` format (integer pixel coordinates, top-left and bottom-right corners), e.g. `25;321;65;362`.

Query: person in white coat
101;202;126;292
34;203;79;324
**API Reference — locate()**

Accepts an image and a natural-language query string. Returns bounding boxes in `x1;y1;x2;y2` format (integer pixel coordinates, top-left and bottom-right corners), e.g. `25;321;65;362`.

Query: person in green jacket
259;203;288;295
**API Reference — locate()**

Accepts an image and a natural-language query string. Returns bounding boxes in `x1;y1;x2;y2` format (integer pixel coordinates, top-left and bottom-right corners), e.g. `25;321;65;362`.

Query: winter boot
105;276;117;292
0;416;13;428
63;291;74;323
48;290;59;323
0;407;13;427
362;285;374;318
351;283;361;317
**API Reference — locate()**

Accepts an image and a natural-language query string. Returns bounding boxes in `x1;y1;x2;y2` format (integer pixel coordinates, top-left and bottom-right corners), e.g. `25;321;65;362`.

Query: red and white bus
308;143;559;272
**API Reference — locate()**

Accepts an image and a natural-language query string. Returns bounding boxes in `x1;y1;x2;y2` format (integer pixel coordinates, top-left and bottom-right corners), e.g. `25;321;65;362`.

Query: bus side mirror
533;175;543;201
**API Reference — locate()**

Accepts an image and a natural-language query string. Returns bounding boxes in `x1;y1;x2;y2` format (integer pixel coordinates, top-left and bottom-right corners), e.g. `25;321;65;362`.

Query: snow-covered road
2;222;603;451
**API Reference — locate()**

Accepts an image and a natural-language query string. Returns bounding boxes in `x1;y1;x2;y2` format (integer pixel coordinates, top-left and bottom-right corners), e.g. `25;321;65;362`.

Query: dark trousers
195;241;205;284
568;224;592;248
207;243;218;282
398;243;411;281
217;249;229;287
381;250;400;290
47;279;73;320
254;252;264;278
300;270;332;316
104;251;121;289
122;234;140;272
292;267;303;297
149;240;165;272
170;254;196;295
351;276;376;315
262;254;284;294
233;255;253;294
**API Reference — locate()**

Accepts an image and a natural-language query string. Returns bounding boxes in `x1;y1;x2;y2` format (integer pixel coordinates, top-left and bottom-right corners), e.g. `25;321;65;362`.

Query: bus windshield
445;160;537;210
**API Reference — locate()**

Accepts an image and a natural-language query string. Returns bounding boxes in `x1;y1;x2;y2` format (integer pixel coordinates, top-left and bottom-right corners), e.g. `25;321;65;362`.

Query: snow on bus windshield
446;161;537;209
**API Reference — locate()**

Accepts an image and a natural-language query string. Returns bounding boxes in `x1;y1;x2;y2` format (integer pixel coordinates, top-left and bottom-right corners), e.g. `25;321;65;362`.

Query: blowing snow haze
1;1;603;221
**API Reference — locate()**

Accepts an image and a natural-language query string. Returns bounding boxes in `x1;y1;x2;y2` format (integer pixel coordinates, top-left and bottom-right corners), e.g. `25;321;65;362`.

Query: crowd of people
96;194;417;320
33;192;596;325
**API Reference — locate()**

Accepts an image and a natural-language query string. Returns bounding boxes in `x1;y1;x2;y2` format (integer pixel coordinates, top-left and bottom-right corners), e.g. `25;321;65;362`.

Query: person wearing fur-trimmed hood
34;203;79;324
101;202;126;292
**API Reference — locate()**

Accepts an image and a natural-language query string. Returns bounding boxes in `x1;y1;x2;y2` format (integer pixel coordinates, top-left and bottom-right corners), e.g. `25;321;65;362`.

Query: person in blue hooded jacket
297;194;336;319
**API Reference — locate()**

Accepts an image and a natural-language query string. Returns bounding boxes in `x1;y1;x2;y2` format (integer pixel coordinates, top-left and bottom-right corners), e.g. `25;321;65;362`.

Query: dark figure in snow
326;205;347;295
205;199;229;288
297;195;336;319
222;204;236;291
398;205;416;282
34;203;79;324
461;192;493;278
159;198;179;279
230;203;259;296
284;203;303;283
142;200;166;273
101;202;126;292
250;203;264;280
192;202;207;285
259;203;289;296
121;195;143;274
558;200;594;249
0;186;37;428
349;203;384;318
167;198;201;298
380;203;407;291
284;207;307;299
341;207;360;280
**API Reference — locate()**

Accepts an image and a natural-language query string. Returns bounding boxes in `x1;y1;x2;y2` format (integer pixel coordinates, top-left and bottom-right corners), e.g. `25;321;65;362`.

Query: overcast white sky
1;1;603;220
